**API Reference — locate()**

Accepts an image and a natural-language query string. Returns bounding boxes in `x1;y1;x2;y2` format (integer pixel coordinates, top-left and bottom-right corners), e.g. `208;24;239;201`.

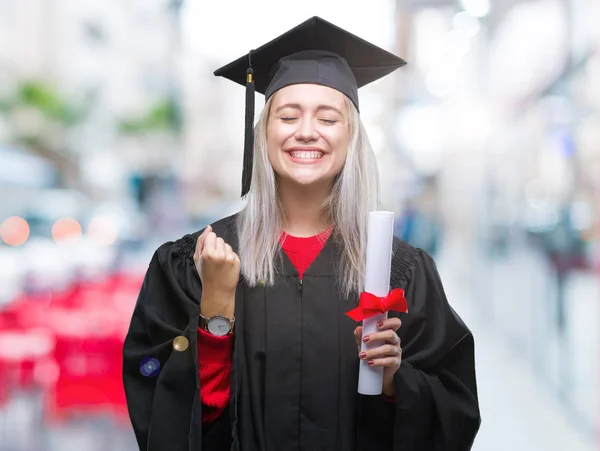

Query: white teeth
289;151;324;159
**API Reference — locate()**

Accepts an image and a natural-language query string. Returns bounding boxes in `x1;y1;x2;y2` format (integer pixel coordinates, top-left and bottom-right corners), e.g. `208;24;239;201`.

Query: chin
292;179;321;186
286;173;334;187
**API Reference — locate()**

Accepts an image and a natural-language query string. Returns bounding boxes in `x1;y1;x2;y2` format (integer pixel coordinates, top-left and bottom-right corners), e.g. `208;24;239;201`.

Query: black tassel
241;51;255;197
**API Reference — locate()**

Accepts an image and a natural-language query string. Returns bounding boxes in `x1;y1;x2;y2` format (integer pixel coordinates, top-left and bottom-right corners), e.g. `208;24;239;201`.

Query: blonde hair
236;96;379;298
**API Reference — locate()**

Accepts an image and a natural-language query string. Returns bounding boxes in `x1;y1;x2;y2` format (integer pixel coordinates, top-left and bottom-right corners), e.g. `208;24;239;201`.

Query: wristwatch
199;313;235;337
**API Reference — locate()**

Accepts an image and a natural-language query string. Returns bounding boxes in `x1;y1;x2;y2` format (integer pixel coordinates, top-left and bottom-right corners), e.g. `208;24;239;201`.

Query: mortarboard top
214;16;407;197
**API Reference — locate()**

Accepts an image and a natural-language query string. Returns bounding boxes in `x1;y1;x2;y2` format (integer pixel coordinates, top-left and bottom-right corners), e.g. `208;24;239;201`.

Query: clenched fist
194;225;240;318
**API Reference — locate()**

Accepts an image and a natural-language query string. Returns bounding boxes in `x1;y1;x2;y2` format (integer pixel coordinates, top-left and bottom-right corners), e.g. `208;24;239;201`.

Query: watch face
207;317;232;336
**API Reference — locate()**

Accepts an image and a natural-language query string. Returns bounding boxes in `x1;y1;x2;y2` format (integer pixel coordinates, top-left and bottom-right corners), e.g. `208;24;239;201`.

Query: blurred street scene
0;0;598;450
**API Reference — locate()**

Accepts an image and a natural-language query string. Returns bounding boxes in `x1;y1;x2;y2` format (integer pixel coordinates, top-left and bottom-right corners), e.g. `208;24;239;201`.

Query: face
266;84;349;188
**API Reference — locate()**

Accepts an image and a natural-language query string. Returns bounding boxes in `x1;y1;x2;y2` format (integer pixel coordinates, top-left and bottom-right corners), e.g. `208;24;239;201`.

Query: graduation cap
214;16;407;197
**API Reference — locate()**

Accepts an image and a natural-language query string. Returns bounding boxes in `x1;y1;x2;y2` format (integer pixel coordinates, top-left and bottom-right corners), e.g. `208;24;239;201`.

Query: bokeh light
87;215;120;247
52;218;83;244
140;357;161;377
0;216;30;246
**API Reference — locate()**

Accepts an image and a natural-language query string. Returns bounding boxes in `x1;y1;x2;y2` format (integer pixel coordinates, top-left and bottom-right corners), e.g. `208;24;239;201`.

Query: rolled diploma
358;211;395;395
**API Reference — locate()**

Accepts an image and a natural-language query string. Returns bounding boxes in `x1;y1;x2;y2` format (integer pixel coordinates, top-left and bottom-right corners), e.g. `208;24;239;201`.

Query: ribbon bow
345;288;408;322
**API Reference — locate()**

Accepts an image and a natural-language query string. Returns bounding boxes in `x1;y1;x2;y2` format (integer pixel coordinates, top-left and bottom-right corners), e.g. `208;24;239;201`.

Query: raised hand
194;225;240;318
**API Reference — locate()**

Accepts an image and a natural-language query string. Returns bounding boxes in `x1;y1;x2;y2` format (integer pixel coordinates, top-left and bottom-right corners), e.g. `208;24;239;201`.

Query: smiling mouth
287;150;325;160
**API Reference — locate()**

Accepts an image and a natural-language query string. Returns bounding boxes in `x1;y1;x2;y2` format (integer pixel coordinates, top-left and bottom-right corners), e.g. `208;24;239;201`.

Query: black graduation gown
122;214;481;451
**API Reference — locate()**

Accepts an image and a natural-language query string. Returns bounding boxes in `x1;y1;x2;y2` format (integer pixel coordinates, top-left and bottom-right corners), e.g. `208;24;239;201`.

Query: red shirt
197;328;234;424
279;228;333;278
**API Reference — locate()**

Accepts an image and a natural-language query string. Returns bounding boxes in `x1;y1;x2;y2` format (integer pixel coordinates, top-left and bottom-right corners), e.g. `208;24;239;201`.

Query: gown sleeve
393;249;481;450
122;235;203;451
359;247;481;450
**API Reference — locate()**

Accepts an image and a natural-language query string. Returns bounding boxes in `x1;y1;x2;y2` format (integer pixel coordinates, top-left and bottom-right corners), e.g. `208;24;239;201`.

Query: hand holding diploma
353;318;402;397
345;211;408;396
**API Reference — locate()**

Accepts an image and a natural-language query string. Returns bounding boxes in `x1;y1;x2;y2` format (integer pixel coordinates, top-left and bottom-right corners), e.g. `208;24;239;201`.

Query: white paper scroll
358;211;395;395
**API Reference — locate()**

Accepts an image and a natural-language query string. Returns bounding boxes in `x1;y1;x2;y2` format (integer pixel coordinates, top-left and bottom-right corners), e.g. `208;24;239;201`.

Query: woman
123;16;481;451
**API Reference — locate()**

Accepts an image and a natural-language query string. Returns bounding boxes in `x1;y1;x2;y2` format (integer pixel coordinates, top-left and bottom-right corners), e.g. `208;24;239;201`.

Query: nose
294;117;319;142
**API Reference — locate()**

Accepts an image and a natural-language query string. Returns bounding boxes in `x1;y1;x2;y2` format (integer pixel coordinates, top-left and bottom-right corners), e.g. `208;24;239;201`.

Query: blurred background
0;0;598;449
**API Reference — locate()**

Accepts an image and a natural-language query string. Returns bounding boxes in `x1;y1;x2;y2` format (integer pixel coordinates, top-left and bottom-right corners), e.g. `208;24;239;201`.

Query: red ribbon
345;288;408;321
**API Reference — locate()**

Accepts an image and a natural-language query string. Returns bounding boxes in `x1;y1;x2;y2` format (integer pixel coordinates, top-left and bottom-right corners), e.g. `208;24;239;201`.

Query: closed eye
320;119;338;125
280;117;298;122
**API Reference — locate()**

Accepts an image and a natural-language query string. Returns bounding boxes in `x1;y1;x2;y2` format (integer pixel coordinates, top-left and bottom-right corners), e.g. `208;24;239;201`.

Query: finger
361;344;400;360
202;232;217;256
354;326;363;340
376;317;401;332
215;237;226;258
364;330;400;345
354;326;363;347
224;243;234;261
366;356;401;368
195;225;212;258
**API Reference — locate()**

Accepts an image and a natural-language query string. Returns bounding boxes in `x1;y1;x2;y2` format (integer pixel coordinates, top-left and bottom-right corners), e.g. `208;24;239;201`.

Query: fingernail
359;352;366;359
377;321;384;328
363;336;370;343
368;360;374;366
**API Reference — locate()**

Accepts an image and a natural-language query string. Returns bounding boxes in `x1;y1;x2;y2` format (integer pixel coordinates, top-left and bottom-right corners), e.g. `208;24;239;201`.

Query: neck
278;179;333;237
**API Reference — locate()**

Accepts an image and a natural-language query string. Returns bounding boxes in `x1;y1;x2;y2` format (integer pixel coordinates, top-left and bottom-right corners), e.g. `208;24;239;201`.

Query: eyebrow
274;103;344;116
